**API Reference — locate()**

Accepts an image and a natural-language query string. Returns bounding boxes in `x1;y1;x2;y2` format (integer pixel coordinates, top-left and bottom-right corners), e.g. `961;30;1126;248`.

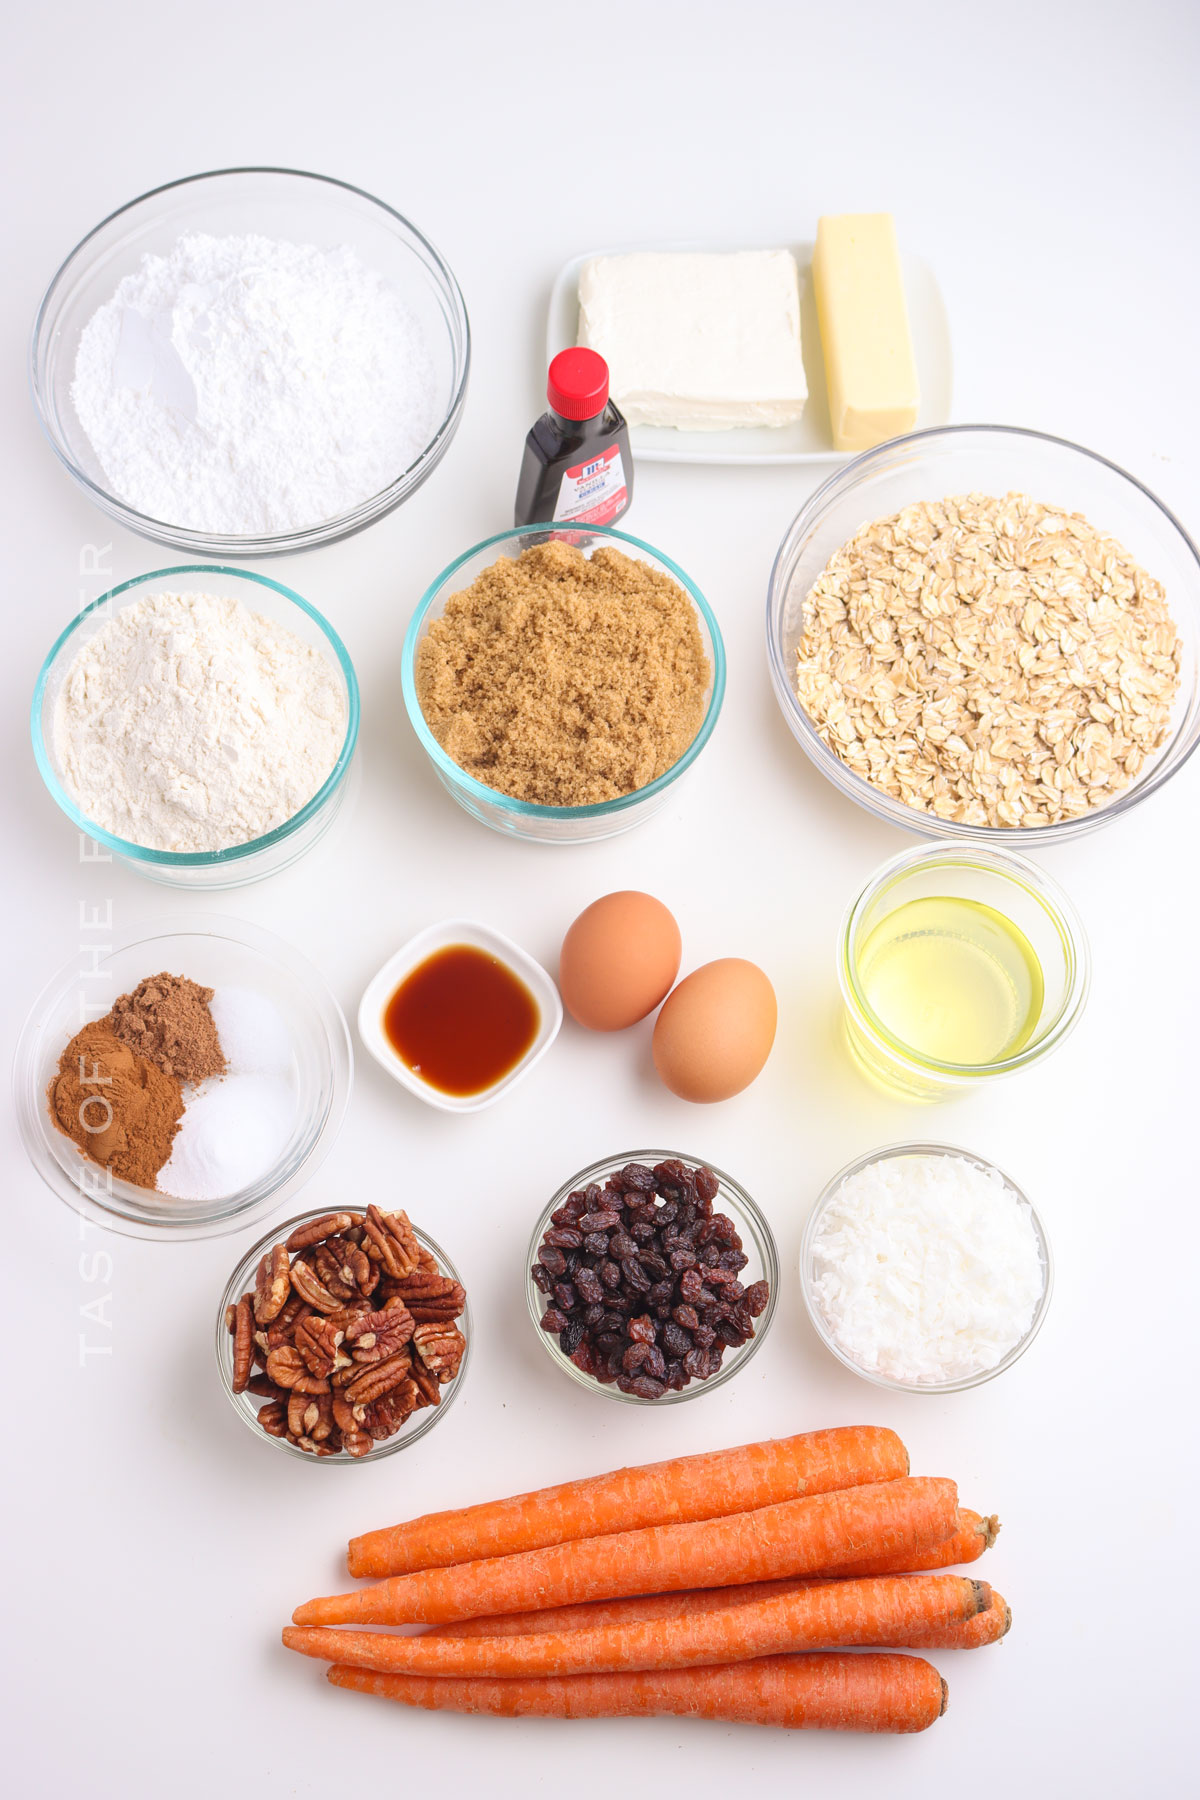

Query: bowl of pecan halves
216;1204;470;1460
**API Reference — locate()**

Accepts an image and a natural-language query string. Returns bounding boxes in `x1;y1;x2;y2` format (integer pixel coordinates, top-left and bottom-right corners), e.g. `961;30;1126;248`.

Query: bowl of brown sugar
401;527;726;842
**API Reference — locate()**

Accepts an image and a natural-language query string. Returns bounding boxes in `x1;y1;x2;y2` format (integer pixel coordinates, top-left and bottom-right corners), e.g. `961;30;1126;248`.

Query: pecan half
346;1304;414;1365
412;1321;466;1381
253;1244;291;1324
246;1373;287;1402
295;1313;351;1379
257;1400;287;1437
345;1352;413;1405
289;1256;344;1314
288;1390;335;1443
286;1212;357;1253
361;1206;419;1279
231;1294;255;1393
410;1361;442;1408
313;1236;379;1302
363;1382;419;1439
265;1345;330;1395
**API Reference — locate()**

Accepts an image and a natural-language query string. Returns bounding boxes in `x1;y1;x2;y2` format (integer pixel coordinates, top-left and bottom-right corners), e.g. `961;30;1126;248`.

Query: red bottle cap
547;347;610;420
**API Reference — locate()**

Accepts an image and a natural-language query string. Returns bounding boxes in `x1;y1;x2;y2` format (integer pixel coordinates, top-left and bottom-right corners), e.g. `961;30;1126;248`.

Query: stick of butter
577;250;808;431
812;214;919;451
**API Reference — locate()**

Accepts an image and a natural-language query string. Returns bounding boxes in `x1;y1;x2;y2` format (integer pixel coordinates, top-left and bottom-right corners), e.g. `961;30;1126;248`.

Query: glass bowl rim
525;1147;779;1405
837;840;1091;1081
12;910;353;1240
28;164;472;555
30;563;361;866
766;421;1200;845
401;524;727;820
215;1203;471;1463
800;1138;1054;1395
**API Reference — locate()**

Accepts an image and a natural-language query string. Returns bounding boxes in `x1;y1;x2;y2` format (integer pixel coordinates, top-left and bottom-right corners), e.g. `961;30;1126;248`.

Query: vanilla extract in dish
384;944;540;1096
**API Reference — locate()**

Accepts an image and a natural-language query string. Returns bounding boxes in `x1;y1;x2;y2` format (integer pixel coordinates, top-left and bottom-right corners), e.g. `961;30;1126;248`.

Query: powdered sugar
53;590;348;853
71;233;436;535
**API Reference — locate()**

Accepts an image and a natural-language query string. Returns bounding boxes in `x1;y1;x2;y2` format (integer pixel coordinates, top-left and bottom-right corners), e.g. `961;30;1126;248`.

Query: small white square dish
357;919;562;1112
546;240;953;466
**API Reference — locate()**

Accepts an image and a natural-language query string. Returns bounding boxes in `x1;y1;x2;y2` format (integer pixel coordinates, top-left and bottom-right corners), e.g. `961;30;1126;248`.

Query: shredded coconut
809;1152;1044;1385
53;590;348;853
71;233;436;535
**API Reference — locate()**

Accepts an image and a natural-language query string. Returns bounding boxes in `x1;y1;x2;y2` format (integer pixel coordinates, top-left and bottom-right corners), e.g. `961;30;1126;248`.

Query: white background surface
3;2;1198;1794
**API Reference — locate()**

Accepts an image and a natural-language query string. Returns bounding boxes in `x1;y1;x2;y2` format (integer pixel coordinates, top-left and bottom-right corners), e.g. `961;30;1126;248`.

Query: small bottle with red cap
514;346;633;529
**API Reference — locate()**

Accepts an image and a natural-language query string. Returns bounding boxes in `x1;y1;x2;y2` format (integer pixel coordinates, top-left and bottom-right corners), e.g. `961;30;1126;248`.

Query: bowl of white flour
32;565;360;886
30;167;470;555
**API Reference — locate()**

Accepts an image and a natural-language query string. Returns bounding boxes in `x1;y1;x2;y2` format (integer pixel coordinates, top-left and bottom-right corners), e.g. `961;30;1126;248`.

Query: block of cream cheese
577;250;808;431
811;214;919;451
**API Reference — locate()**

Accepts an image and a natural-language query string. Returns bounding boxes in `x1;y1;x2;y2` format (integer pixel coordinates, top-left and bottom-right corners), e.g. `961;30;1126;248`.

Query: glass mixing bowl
402;525;726;844
838;842;1090;1099
216;1206;470;1464
526;1150;778;1404
13;915;352;1240
31;565;360;888
767;424;1200;845
800;1141;1053;1394
30;167;470;556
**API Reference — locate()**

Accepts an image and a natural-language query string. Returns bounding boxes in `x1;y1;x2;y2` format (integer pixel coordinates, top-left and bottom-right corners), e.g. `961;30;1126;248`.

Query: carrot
284;1573;987;1678
346;1426;909;1578
292;1477;958;1628
907;1589;1010;1650
831;1510;1000;1577
424;1572;1008;1650
326;1650;948;1731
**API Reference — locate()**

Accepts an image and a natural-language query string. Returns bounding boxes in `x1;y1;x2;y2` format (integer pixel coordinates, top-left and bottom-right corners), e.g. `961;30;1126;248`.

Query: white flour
72;233;436;535
54;590;348;852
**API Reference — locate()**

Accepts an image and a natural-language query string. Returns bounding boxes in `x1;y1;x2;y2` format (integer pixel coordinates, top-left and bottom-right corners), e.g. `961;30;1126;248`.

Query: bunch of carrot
284;1425;1007;1733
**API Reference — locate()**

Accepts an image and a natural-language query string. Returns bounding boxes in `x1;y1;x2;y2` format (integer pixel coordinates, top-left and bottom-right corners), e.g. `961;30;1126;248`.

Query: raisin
643;1346;666;1380
600;1260;622;1289
679;1268;703;1303
579;1210;620;1231
672;1303;700;1330
744;1280;770;1317
693;1322;716;1350
669;1246;697;1272
575;1266;605;1306
621;1375;667;1400
583;1302;605;1327
715;1316;747;1347
583;1232;610;1256
553;1281;577;1312
620;1163;656;1191
539;1246;567;1276
544;1227;583;1250
622;1342;650;1373
608;1230;637;1260
719;1249;749;1272
627;1314;656;1344
647;1279;675;1309
682;1347;709;1379
560;1316;586;1356
662;1323;692;1358
628;1221;656;1244
531;1263;554;1294
540;1308;567;1333
663;1361;687;1391
620;1257;651;1293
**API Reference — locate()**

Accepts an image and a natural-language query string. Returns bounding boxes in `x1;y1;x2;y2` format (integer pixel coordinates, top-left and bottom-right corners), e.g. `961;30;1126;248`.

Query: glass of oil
839;845;1090;1099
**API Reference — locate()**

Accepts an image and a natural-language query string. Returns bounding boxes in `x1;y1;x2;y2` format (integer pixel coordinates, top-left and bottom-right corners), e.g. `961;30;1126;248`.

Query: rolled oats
793;491;1182;827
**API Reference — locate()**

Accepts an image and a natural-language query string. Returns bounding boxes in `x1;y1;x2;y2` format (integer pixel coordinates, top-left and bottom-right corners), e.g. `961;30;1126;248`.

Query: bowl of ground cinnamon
402;528;726;842
15;916;352;1240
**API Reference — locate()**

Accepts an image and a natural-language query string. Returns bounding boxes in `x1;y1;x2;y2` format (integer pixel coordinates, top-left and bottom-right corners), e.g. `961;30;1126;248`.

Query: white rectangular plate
547;240;953;466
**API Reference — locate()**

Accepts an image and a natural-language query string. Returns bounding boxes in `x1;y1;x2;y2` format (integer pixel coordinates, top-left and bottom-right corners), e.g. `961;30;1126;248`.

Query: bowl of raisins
527;1151;777;1404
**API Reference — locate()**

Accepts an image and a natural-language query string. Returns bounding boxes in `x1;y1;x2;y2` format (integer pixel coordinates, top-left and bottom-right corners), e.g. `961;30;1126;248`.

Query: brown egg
559;892;682;1031
652;958;777;1102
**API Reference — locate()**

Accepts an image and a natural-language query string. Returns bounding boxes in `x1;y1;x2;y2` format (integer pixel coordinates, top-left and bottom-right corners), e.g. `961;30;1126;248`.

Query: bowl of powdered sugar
32;564;359;886
800;1141;1053;1393
30;167;469;554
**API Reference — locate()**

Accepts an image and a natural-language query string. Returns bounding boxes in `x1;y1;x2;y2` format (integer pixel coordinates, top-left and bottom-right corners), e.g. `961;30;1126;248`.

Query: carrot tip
981;1514;1001;1548
969;1579;992;1616
939;1676;949;1716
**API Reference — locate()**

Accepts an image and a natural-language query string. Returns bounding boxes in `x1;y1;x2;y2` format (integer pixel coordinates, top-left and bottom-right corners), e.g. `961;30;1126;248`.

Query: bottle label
553;443;628;525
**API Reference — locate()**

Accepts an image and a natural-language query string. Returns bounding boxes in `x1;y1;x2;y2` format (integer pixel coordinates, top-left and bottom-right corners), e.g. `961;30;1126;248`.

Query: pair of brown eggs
558;891;777;1103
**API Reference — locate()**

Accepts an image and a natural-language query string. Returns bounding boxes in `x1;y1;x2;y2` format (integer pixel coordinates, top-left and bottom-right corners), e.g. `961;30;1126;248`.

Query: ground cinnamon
109;971;226;1085
47;1022;183;1189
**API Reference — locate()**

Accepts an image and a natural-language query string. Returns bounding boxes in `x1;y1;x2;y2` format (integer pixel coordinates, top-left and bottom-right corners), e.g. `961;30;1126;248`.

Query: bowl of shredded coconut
30;167;470;554
800;1142;1052;1393
32;564;360;886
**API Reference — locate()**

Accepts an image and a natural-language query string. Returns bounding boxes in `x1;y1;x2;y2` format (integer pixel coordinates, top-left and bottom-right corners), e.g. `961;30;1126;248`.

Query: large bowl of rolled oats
767;426;1200;842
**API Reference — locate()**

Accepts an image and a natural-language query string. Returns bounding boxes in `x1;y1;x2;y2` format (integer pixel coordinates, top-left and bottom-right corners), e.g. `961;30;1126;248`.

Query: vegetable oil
855;896;1044;1068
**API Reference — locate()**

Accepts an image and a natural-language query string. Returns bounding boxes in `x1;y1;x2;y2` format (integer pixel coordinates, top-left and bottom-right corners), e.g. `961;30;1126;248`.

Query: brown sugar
414;540;711;806
47;1022;184;1190
109;971;226;1085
